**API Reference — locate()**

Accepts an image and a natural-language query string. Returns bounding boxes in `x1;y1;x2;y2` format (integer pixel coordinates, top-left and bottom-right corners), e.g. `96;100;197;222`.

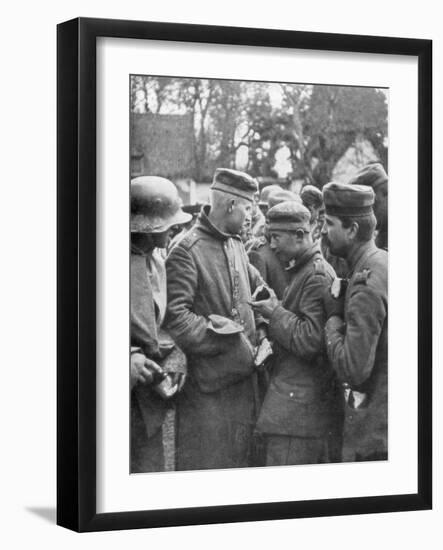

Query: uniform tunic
375;227;388;251
248;239;290;299
165;206;264;471
256;242;343;464
321;241;349;279
325;241;388;461
130;248;169;472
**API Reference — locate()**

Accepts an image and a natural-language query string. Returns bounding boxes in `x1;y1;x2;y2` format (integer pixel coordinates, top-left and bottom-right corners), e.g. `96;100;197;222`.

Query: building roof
131;113;195;179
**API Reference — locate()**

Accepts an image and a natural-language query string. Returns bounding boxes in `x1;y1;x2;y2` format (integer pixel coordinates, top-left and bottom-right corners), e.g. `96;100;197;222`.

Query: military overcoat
325;241;388;461
166;206;265;470
130;249;170;472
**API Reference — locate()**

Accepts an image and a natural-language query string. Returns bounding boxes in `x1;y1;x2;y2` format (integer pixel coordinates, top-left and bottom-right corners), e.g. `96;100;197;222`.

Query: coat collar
197;204;242;241
287;241;322;273
131;243;154;257
347;240;378;274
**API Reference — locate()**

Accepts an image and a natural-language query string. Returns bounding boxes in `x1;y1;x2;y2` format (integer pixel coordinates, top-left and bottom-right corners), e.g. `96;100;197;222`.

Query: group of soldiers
130;161;388;472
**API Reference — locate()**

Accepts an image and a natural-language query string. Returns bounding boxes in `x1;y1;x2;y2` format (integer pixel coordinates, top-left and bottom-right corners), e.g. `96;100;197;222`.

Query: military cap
267;200;311;232
323;182;374;218
131;176;192;233
207;314;244;335
347;162;388;189
211;168;258;202
258;184;281;207
267;188;302;209
300;184;323;210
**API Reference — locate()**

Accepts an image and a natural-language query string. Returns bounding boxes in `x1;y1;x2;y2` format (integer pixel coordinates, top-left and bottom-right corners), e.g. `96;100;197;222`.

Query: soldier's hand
323;285;345;319
130;353;164;389
168;372;186;392
250;288;279;319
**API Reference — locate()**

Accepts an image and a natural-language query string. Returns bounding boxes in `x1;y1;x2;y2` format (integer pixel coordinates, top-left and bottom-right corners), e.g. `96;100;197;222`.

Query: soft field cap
323;181;375;218
267;200;312;232
347;162;388;189
211;168;258;202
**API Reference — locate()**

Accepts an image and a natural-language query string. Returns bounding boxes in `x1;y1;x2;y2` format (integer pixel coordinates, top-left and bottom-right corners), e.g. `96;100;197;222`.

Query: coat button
289;392;294;397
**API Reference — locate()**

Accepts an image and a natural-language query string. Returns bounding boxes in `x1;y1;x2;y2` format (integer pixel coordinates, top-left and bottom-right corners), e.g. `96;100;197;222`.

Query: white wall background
0;0;440;547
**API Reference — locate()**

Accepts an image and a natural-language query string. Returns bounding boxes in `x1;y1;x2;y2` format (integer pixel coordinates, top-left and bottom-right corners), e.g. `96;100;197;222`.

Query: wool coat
325;241;388;461
248;239;290;299
256;242;342;441
130;248;170;472
166;206;265;470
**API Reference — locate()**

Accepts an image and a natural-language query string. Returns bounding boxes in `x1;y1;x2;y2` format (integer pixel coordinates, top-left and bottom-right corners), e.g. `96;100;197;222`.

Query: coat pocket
256;381;330;437
191;332;255;393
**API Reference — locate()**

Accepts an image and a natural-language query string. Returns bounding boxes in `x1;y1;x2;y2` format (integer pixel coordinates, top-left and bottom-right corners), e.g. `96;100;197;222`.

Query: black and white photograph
129;75;389;474
0;0;438;544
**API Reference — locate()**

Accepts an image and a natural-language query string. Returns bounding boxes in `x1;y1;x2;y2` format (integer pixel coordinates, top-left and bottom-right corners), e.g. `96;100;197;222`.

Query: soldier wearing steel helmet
322;182;388;462
130;175;191;472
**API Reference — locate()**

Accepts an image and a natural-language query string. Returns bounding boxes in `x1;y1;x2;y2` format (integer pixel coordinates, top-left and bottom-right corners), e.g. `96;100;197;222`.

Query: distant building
131;113;195;181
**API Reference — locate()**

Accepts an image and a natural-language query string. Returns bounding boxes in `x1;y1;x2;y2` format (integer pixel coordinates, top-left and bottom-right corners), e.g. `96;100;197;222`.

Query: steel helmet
130;176;192;233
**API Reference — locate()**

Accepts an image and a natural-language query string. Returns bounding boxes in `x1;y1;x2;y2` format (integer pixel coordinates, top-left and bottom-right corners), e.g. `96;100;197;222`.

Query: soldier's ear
294;229;306;241
348;221;360;241
228;199;235;214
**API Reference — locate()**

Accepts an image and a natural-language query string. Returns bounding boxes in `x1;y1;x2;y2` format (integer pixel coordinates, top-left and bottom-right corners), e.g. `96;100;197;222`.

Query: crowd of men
130;161;388;472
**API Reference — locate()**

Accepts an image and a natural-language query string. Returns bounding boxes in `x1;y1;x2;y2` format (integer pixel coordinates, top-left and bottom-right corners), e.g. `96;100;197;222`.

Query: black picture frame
57;17;432;532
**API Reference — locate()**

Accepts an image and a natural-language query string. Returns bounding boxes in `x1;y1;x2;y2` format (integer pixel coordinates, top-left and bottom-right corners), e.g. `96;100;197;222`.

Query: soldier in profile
347;162;388;251
165;168;267;471
300;184;324;239
130;176;191;472
251;201;342;465
248;188;301;299
322;182;388;462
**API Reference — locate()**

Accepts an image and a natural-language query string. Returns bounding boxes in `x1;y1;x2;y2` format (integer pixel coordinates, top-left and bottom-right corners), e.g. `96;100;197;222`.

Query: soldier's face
227;199;252;235
269;230;299;262
373;182;388;229
152;229;173;248
322;215;351;257
312;207;324;241
240;215;252;243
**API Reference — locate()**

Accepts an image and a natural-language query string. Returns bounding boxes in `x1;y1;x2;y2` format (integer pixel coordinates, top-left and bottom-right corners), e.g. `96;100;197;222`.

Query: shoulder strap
179;228;203;251
312;255;326;276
